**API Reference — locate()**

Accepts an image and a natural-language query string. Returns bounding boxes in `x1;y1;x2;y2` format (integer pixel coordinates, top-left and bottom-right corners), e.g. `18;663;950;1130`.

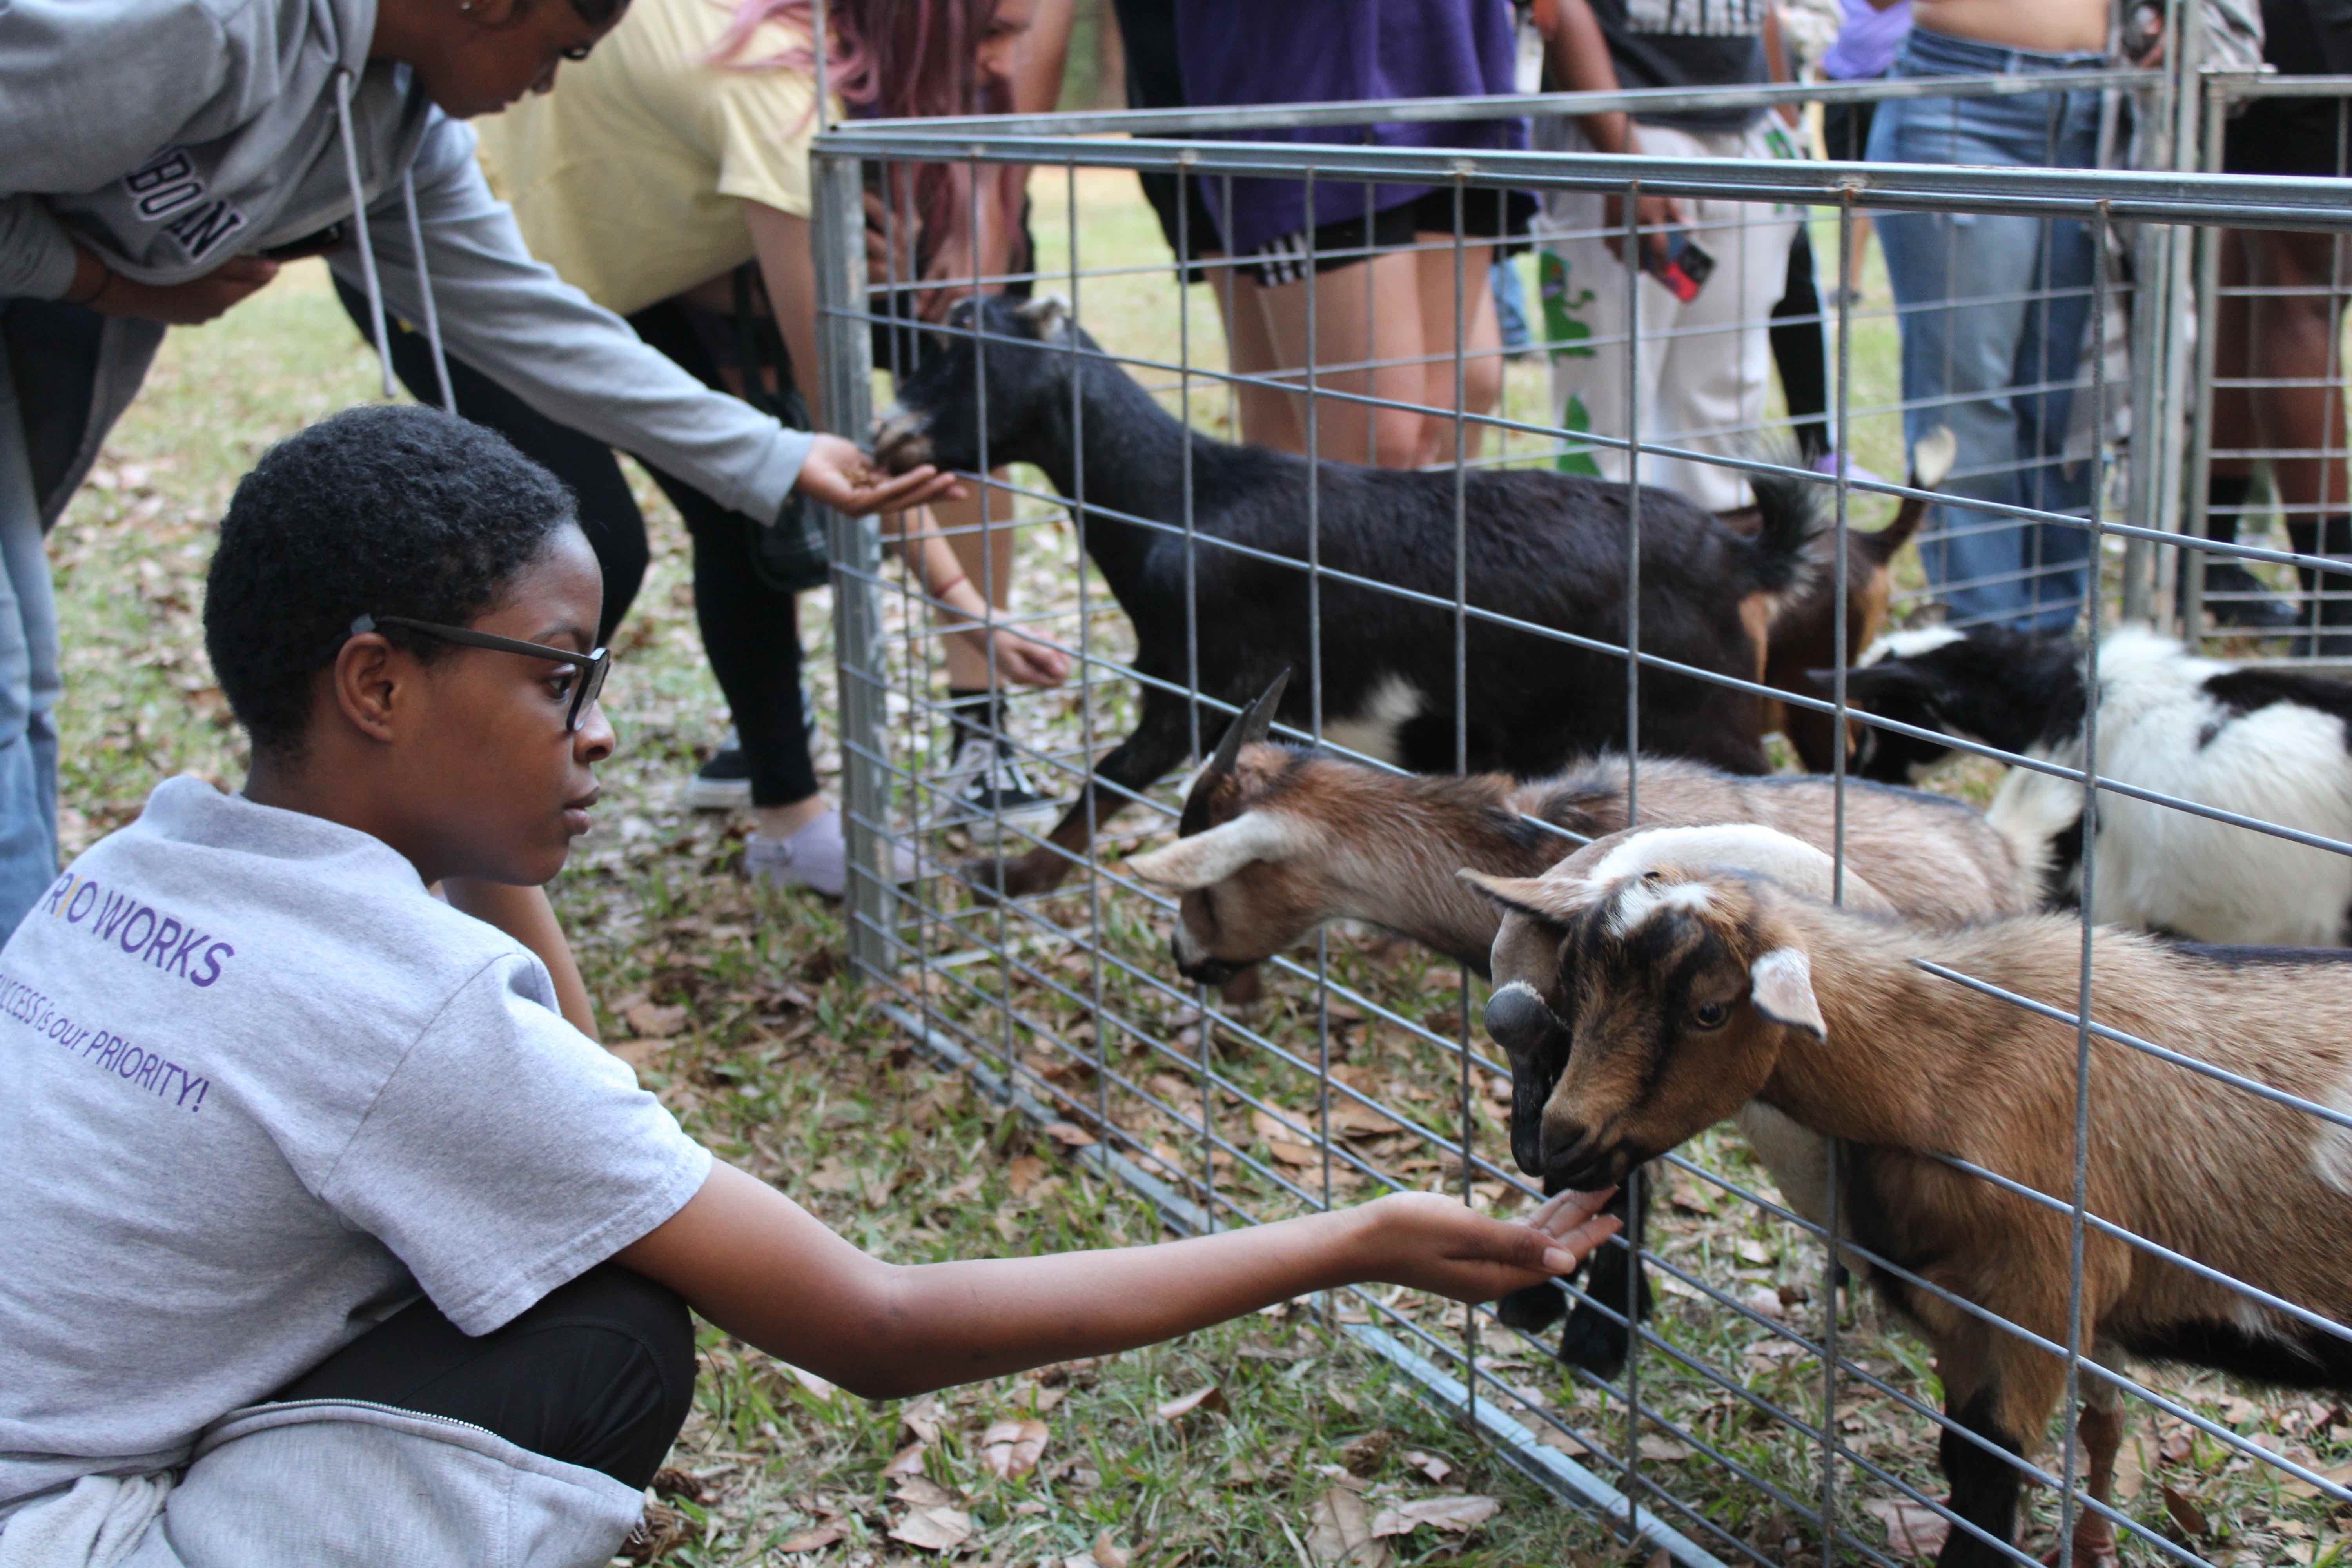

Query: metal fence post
812;147;893;977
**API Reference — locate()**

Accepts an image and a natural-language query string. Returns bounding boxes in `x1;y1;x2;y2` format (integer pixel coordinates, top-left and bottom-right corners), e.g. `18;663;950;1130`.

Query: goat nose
1483;982;1559;1058
870;407;933;474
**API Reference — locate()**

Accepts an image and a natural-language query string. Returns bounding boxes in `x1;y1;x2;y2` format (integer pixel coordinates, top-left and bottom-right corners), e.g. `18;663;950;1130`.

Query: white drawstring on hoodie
332;68;455;414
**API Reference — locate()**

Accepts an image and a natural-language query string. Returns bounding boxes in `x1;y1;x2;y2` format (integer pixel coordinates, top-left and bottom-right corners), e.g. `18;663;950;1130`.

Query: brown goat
1499;843;2352;1568
1461;807;2030;1378
1753;426;1953;770
1129;739;2029;985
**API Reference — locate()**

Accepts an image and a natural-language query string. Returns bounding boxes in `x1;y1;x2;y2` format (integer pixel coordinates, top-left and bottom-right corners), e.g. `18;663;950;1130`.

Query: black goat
874;295;1829;898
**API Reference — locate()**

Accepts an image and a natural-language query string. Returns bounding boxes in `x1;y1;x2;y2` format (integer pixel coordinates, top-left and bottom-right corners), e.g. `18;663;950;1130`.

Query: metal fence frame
809;65;2352;1568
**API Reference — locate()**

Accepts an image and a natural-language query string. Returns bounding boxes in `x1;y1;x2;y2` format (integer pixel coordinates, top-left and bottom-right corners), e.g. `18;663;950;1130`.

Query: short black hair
204;404;580;757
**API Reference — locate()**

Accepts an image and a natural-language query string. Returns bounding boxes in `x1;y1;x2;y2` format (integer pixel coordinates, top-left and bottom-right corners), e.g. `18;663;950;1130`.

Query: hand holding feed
1356;1187;1619;1304
797;432;965;515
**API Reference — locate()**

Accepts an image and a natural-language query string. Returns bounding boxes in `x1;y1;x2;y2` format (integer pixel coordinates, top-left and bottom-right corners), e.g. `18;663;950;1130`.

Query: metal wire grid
2179;73;2352;658
810;82;2352;1568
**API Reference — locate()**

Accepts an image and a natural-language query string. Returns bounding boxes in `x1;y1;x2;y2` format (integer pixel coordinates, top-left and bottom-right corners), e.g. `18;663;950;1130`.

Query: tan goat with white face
1527;835;2352;1568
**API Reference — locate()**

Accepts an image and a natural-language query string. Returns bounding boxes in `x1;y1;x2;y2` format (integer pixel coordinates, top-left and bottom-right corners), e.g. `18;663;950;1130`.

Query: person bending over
0;405;1618;1567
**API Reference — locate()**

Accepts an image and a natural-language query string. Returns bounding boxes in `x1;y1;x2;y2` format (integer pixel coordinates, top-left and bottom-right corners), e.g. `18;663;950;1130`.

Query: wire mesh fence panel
812;78;2352;1566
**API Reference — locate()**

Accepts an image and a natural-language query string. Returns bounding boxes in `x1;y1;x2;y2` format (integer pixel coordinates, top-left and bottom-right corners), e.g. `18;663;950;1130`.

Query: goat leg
964;695;1192;902
1551;1170;1650;1380
2040;1391;2124;1568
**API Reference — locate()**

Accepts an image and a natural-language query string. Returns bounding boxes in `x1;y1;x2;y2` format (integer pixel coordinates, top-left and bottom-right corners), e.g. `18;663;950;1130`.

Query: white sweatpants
1534;118;1803;514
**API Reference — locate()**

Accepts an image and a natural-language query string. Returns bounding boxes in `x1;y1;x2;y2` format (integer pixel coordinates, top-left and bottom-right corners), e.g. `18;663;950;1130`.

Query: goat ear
1910;425;1958;492
1835;661;1934;708
1457;869;1588;926
1015;294;1073;342
1748;948;1826;1040
1127;812;1303;891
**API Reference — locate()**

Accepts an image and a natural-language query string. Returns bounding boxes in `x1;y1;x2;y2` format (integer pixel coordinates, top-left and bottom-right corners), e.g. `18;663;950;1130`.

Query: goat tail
1743;458;1834;609
1857;425;1958;569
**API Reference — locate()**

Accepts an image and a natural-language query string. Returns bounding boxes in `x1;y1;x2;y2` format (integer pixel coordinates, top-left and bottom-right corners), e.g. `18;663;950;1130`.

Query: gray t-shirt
0;778;711;1513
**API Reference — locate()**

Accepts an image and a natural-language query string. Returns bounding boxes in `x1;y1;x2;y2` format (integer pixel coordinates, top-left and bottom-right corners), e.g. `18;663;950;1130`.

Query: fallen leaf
807;1157;860;1194
882;1440;931;1478
786;1363;834;1402
2160;1484;2209;1537
1267;1140;1320;1167
2220;1396;2261;1425
1043;1121;1098;1147
1341;1428;1396;1477
900;1392;947;1445
1403;1450;1454;1485
1155;1384;1228;1421
1367;1494;1500;1538
2111;1430;2145;1501
1007;1154;1047;1198
893;1475;956;1508
774;1523;846;1553
1328;1100;1401;1136
981;1417;1051;1479
1637;1435;1690;1462
1861;1497;1949;1560
1733;1236;1775;1265
888;1505;974;1553
1531;1424;1590;1458
937;1172;984;1203
1740;1285;1786;1321
2158;1428;2194;1464
1089;1532;1131;1568
609;1039;667;1072
1304;1485;1394;1567
624;1000;688;1038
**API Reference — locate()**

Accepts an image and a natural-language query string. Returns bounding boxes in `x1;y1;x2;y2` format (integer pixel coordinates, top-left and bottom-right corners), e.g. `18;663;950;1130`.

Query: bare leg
1410;238;1502;465
1212;269;1304;452
1249;249;1429;468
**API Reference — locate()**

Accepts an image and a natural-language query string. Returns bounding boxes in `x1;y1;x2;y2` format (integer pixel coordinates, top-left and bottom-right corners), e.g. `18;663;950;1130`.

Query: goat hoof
2039;1522;2118;1568
1553;1306;1630;1380
1495;1282;1566;1333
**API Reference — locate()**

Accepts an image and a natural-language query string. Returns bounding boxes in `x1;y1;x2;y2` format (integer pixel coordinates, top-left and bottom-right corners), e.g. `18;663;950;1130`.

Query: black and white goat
1837;624;2352;944
1493;824;2352;1568
874;294;1834;898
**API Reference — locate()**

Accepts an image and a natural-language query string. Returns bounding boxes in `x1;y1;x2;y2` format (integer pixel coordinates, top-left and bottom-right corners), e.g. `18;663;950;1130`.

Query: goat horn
1207;669;1292;775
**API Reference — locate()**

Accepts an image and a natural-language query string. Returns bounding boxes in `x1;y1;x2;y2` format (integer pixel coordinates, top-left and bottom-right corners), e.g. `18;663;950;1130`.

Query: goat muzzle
870;407;935;474
1540;1125;1633;1196
1171;935;1249;989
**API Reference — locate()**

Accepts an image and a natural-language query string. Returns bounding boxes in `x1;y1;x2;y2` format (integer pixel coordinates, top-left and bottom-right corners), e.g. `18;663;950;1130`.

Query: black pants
335;282;820;806
272;1265;695;1491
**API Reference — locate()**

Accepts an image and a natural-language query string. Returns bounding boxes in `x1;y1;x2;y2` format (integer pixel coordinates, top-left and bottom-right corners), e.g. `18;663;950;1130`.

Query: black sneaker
2189;558;2300;632
936;704;1057;828
684;731;752;811
683;698;819;811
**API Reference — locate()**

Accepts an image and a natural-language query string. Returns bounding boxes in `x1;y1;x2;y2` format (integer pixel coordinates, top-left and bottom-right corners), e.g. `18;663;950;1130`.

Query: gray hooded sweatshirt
0;0;813;528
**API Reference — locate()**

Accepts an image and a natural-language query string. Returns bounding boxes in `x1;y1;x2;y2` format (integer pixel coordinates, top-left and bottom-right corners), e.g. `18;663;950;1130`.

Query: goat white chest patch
1322;675;1422;767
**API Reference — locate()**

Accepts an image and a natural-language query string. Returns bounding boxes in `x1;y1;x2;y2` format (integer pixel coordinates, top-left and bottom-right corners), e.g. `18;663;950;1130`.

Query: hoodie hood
4;0;433;284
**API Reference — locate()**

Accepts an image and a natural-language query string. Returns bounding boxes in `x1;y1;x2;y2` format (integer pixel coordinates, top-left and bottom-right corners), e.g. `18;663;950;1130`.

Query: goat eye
1691;1001;1730;1029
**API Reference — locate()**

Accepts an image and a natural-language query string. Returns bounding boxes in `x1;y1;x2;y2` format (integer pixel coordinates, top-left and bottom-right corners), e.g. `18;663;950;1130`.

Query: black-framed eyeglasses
350;614;610;732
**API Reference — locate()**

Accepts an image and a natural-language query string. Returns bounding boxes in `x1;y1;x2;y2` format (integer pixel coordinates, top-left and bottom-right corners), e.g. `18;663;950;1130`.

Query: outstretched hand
1358;1187;1620;1305
955;625;1070;688
796;432;966;517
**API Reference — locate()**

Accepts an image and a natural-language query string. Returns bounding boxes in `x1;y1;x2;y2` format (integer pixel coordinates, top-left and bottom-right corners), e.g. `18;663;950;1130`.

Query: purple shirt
1172;0;1527;258
1819;0;1912;80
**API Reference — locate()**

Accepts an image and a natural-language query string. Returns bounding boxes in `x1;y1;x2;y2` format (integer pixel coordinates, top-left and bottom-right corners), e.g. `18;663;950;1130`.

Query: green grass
58;175;2352;1568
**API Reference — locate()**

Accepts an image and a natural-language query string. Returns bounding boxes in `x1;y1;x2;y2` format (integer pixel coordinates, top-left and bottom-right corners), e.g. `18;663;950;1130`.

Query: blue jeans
1869;28;2104;632
0;321;60;936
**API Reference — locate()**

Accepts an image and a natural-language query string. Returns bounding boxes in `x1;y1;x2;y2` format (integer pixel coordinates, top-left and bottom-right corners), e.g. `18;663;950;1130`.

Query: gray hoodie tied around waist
0;0;813;528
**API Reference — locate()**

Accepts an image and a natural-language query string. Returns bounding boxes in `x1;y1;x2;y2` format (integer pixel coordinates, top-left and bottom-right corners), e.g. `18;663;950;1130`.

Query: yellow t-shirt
475;0;836;318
